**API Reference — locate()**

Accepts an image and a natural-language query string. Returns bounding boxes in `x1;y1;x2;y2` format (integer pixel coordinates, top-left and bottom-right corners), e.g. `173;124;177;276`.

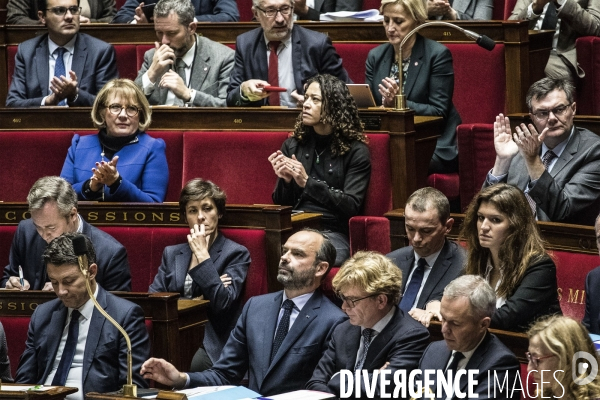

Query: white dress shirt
443;333;487;400
42;36;76;106
403;249;443;310
265;35;295;107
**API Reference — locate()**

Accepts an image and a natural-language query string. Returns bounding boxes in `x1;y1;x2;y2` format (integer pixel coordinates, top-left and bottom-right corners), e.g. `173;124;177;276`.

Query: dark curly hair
293;74;367;156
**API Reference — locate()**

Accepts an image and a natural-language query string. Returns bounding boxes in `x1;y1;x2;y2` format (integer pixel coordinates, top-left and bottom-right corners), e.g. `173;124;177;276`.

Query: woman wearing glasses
527;315;600;399
61;78;169;202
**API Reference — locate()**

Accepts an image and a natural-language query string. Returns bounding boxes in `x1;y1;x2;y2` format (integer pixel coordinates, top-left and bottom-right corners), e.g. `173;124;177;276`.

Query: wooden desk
0;385;78;400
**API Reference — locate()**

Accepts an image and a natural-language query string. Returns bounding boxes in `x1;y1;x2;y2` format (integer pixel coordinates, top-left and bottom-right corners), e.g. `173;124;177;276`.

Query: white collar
48;35;77;57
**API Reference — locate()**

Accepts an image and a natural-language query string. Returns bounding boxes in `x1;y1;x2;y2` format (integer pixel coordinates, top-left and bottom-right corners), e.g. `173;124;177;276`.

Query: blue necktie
271;299;295;362
400;258;427;312
354;328;374;371
443;352;465;399
52;310;80;386
54;47;67;106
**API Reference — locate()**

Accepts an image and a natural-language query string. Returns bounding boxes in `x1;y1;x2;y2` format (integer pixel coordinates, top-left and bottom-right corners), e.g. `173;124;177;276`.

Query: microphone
71;235;137;397
462;28;496;51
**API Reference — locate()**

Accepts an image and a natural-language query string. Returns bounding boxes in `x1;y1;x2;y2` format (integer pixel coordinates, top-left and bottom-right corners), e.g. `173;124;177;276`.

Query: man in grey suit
484;77;600;226
387;187;465;326
134;0;234;107
141;229;347;396
6;0;117;107
509;0;600;80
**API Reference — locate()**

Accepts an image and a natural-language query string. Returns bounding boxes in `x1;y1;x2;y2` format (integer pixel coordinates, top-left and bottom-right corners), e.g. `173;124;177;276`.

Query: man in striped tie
484;77;600;226
307;251;430;398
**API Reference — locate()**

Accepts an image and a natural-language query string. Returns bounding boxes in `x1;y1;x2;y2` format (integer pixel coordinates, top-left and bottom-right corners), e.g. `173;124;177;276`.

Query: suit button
305;153;310;158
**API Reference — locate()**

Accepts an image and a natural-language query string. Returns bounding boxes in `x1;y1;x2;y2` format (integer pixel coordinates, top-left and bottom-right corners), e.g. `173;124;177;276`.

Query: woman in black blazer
366;0;461;173
460;183;562;332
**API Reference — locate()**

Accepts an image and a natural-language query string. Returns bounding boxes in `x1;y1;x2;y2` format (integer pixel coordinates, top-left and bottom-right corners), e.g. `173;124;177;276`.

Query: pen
18;265;24;288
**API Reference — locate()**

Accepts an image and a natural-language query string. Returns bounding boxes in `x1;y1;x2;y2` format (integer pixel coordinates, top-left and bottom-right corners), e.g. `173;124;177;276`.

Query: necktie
541;1;558;31
271;299;294;362
525;150;557;215
268;41;281;106
54;47;67;106
175;58;187;84
52;310;81;386
354;328;374;371
443;352;465;399
399;258;427;312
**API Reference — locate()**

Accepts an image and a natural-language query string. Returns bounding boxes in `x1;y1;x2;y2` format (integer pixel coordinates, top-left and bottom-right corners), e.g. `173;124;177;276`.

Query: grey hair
526;77;575;111
154;0;195;25
443;275;496;320
405;187;450;224
252;0;294;8
27;176;78;217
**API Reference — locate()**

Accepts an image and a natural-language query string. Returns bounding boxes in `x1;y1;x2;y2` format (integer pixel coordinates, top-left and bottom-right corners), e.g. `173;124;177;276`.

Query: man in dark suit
141;229;347;396
306;251;430;399
417;275;520;400
7;0;115;24
387;187;465;325
1;176;131;291
6;0;117;107
111;0;239;23
16;233;149;399
134;0;234;107
484;77;600;225
583;213;600;334
226;0;350;107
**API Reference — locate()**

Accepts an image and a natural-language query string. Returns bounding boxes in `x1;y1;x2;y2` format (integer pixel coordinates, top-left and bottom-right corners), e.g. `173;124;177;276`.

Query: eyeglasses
337;293;377;308
107;104;140;117
531;103;572;121
255;5;292;18
525;352;556;368
46;6;82;16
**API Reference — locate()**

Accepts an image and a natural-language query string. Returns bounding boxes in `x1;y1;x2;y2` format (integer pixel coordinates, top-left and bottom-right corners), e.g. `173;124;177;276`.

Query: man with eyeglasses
140;229;346;396
416;275;520;400
307;251;430;398
134;0;234;107
6;0;117;107
483;77;600;225
226;0;350;107
7;0;115;24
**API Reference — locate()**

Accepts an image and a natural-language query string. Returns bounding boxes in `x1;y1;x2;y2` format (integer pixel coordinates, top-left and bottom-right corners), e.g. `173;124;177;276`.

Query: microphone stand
394;21;496;110
72;236;137;397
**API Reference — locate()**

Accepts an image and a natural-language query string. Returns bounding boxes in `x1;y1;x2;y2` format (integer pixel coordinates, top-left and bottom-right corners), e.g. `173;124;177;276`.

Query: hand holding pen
5;265;30;290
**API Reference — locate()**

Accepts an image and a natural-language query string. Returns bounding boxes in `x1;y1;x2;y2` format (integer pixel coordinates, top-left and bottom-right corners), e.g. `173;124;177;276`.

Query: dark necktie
354;328;374;371
541;1;558;31
525;150;557;215
54;47;67;106
268;41;281;106
52;310;81;386
399;258;427;312
443;352;465;399
175;58;187;84
271;299;294;362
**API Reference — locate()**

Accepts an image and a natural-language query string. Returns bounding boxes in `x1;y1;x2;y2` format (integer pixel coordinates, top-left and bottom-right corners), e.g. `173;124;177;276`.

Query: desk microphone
462;28;496;51
72;235;137;397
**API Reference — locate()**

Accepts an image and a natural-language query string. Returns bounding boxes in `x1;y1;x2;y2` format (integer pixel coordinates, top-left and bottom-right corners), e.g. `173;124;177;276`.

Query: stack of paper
319;9;383;22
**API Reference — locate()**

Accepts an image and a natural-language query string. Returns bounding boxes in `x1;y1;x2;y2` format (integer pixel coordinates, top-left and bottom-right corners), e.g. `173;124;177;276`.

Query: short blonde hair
332;251;403;305
380;0;427;26
91;79;152;131
528;315;600;399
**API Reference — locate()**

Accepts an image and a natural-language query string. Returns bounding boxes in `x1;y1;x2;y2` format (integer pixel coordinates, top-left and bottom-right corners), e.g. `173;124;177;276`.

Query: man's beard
277;262;316;290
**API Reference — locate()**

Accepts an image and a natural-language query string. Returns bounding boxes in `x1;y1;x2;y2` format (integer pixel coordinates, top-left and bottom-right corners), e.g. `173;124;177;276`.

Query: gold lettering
233;119;243;124
22;211;31;219
4;212;16;221
567;289;581;304
12;118;21;123
580;290;586;305
557;287;562;301
106;212;116;221
134;212;146;222
7;302;16;311
152;212;164;222
443;31;452;36
170;212;181;222
88;211;98;221
29;302;38;311
123;212;127;221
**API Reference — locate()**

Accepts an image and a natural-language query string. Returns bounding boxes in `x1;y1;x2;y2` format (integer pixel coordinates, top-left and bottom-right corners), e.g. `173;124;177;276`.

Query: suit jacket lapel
363;308;400;369
418;240;451;306
459;332;492;394
259;292;282;377
398;252;414;294
404;35;425;98
189;36;210;93
82;287;108;386
37;39;50;97
175;246;191;291
256;29;269;81
549;128;580;177
292;28;304;92
344;325;362;369
42;306;69;382
71;34;87;86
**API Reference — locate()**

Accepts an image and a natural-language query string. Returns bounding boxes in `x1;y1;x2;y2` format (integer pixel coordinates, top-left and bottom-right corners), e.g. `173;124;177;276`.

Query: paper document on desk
319;9;383;21
267;390;335;400
0;385;54;391
179;385;261;399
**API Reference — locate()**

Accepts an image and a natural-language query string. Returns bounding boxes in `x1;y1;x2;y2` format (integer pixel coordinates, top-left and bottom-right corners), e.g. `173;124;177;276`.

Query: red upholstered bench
1;316;32;378
182;131;290;205
0;131;73;202
552;250;598;321
576;36;600;115
333;43;379;84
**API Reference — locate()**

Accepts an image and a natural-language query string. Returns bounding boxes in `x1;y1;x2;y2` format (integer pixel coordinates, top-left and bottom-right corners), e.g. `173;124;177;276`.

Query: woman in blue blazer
366;0;461;173
150;178;251;370
61;79;168;202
